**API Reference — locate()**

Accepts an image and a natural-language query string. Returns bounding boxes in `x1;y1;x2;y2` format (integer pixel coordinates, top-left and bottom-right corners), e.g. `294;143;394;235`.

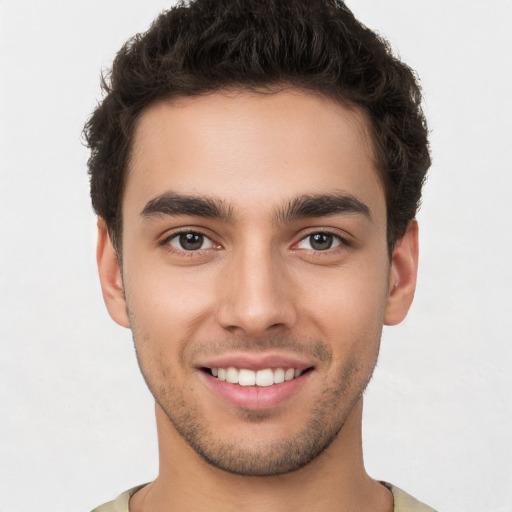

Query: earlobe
96;218;131;328
384;219;419;326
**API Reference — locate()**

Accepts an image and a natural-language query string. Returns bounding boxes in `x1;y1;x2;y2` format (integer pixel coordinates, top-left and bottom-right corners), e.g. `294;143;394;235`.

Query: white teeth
238;369;256;386
273;368;285;384
255;369;274;387
226;367;239;384
210;366;305;386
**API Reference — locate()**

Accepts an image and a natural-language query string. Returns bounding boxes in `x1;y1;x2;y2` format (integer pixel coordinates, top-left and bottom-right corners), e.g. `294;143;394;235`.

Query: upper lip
196;353;314;372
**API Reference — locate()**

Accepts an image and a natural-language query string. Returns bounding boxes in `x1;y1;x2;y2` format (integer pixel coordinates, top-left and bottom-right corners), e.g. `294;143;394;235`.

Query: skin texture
97;90;418;512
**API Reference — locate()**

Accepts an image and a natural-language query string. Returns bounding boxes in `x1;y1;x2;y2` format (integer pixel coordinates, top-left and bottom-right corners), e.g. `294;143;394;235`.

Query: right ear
96;218;131;328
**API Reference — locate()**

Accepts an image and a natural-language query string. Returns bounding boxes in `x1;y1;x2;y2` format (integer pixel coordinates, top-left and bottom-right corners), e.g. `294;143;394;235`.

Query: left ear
384;219;419;326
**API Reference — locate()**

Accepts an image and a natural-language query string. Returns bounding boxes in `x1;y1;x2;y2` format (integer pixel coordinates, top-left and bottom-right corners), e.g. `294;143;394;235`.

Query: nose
215;242;298;336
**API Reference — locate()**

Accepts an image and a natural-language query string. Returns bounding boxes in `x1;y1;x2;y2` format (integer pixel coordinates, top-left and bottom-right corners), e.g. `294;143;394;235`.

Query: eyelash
160;229;220;255
160;229;350;256
292;231;351;260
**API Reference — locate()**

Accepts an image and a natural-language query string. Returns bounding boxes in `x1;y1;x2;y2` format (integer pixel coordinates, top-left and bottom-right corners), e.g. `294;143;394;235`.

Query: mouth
202;366;312;387
197;354;315;409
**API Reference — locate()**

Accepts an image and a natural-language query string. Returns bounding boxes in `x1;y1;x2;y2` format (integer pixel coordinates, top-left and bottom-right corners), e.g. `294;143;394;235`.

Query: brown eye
310;233;333;250
296;232;342;251
168;232;214;251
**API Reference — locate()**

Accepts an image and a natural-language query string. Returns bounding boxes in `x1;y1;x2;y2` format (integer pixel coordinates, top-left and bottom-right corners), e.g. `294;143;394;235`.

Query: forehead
125;90;384;223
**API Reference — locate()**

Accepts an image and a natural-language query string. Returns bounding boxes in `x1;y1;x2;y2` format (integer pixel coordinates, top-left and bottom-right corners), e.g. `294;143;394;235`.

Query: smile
199;360;314;410
208;367;304;387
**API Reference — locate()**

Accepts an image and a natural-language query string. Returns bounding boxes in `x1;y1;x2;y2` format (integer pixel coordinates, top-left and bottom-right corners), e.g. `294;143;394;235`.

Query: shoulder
91;482;437;512
91;485;147;512
382;482;439;512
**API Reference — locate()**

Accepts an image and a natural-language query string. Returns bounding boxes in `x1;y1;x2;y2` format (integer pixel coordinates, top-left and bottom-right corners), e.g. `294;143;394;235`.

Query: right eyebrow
140;191;233;221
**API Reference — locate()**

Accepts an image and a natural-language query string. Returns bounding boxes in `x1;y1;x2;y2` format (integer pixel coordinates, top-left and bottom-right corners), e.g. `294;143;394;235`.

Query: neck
130;399;393;512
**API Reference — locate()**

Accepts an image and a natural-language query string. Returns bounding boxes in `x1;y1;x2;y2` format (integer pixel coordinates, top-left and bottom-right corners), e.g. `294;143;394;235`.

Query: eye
296;232;342;251
167;232;215;251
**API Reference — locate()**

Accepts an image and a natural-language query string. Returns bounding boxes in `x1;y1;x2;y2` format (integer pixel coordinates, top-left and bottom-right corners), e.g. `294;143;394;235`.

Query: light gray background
1;1;511;510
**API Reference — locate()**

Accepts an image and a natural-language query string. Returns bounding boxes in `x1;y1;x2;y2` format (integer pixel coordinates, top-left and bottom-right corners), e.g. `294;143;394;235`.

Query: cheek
296;259;390;345
122;255;223;364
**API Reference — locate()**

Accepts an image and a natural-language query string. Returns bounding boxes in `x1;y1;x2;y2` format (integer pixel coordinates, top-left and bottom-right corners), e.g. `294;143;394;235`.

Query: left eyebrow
275;193;372;224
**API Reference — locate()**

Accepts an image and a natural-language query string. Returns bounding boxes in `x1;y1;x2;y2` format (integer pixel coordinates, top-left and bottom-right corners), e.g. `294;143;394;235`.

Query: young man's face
98;90;417;476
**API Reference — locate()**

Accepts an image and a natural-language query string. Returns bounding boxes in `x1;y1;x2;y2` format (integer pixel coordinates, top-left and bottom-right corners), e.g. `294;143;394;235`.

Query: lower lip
201;371;311;410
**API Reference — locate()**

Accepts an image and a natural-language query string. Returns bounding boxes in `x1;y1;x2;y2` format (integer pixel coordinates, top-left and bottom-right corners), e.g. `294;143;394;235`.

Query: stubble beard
133;333;378;477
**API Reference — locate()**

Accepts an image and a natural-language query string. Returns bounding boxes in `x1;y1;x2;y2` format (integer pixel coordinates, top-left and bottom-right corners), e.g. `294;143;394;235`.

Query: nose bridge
216;235;296;335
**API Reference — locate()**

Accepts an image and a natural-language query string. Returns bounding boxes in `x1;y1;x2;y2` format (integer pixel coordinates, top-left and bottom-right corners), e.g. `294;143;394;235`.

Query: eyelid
293;228;351;249
160;228;221;252
295;233;342;251
158;226;351;254
169;233;215;250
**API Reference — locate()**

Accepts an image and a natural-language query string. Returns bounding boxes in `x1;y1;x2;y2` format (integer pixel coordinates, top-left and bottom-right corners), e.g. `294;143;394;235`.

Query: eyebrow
140;190;371;223
141;192;233;221
275;193;371;224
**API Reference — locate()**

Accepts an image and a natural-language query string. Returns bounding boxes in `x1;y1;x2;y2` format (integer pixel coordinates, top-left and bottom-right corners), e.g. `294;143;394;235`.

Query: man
85;0;434;510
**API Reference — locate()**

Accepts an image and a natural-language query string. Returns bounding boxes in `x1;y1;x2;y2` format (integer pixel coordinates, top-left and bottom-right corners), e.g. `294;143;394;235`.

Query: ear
96;218;131;328
384;219;419;326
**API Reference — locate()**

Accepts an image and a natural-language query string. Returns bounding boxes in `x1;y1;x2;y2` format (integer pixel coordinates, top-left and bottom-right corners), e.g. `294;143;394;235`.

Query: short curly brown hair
84;0;430;255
